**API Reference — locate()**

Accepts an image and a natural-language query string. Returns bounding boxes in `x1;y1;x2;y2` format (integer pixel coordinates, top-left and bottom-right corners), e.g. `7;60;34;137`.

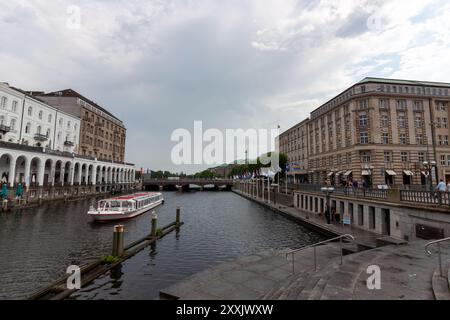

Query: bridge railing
400;190;450;206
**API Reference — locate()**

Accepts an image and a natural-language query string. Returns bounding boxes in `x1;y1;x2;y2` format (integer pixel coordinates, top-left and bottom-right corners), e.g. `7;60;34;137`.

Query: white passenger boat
88;192;164;222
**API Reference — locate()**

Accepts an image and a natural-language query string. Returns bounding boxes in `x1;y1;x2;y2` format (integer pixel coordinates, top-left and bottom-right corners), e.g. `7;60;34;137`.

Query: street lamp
423;161;436;190
321;187;335;225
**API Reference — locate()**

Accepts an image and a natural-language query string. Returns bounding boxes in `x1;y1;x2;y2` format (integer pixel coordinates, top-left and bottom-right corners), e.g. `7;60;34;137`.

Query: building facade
279;119;310;183
279;78;450;187
0;83;80;153
33;89;127;163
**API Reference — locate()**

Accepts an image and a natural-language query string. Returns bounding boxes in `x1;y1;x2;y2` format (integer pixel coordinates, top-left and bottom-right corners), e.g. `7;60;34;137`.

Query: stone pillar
9;158;16;187
24;159;31;187
77;166;83;185
84;165;89;185
92;166;97;186
60;168;65;187
69;164;75;186
37;162;45;187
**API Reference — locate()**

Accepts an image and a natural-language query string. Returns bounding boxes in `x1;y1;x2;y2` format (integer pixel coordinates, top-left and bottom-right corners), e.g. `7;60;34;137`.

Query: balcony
34;133;48;142
0;124;11;134
64;140;75;147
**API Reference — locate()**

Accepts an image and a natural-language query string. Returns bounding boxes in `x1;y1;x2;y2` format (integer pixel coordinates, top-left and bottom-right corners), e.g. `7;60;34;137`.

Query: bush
101;255;120;264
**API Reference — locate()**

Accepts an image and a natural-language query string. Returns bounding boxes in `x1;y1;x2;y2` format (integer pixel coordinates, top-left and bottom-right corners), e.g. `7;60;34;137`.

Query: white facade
0;83;80;153
0;146;136;187
0;83;24;143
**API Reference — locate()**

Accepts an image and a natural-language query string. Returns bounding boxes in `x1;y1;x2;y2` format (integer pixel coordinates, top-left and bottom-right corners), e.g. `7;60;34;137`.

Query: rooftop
39;89;123;124
358;77;450;88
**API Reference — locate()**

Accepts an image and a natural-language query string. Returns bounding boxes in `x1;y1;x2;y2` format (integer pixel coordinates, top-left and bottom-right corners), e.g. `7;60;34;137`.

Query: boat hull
88;199;164;222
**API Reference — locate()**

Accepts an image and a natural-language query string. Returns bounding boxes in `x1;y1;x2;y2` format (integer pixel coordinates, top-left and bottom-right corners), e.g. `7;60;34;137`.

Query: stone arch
44;159;53;186
14;155;30;186
0;152;14;186
73;162;81;185
63;161;72;185
81;163;88;185
87;164;94;185
54;160;63;185
29;156;42;186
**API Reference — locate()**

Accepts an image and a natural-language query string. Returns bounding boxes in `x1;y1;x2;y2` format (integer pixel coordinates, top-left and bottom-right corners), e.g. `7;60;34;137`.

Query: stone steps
261;244;390;300
431;260;450;300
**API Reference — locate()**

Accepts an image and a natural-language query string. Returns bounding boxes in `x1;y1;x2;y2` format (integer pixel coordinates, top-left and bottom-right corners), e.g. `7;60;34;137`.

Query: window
36;126;42;134
46;129;51;138
67;121;71;129
59;118;63;127
359;100;368;109
0;115;4;125
57;132;62;141
379;99;389;109
400;134;407;145
418;152;425;163
28;106;33;116
441;155;446;166
384;152;391;162
415;116;423;128
413;101;423;111
10;119;16;131
443;118;448;129
1;97;7;109
359;114;368;126
48;114;52;123
438;135;443;145
401;152;409;162
436;118;441;128
382;133;389;144
25;122;31;134
397;100;407;109
398;114;406;128
380;114;389;127
447;155;450;167
360;132;369;144
12;101;18;112
416;134;424;145
361;85;366;93
361;152;371;163
445;135;449;146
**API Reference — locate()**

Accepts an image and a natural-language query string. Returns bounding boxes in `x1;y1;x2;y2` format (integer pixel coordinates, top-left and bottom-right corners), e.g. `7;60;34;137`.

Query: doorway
381;209;391;236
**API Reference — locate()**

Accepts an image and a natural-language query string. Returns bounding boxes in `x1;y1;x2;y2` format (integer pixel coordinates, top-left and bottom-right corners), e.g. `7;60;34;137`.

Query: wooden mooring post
29;207;185;300
151;211;158;237
176;206;181;226
112;225;124;257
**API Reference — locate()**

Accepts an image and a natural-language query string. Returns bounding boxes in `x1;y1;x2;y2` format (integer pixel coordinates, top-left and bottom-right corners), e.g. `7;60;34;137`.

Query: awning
421;171;429;176
385;170;397;176
327;172;334;177
343;171;353;177
403;170;414;176
362;170;371;176
335;171;343;176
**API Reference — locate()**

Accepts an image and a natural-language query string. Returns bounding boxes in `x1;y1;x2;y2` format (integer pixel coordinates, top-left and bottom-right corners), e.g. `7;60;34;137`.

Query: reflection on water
0;192;324;300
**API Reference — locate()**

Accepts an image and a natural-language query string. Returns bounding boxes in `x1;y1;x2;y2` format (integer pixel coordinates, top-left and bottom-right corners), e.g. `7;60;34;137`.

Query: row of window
1;96;19;112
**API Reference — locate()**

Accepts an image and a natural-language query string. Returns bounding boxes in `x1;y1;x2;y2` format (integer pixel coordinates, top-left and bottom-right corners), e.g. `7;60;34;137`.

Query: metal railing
425;237;450;277
286;234;355;274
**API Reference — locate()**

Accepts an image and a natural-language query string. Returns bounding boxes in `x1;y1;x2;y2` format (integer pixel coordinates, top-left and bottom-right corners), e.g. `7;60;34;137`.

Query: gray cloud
0;0;448;173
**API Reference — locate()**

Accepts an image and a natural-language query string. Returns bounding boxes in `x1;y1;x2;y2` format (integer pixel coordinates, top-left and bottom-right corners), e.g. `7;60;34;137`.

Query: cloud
1;0;449;173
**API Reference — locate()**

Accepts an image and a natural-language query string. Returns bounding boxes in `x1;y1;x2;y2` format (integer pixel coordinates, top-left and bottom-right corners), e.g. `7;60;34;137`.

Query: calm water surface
0;192;324;299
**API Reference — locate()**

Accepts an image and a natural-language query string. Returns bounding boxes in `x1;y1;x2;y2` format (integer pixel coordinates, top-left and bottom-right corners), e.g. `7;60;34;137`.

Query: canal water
0;192;324;300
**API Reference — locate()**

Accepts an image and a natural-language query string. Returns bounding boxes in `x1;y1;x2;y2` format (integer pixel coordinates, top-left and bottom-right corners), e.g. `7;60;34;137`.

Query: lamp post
423;161;436;191
321;187;335;225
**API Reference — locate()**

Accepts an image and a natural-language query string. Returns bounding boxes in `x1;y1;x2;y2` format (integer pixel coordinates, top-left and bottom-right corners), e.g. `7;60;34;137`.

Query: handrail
425;237;450;277
286;234;355;274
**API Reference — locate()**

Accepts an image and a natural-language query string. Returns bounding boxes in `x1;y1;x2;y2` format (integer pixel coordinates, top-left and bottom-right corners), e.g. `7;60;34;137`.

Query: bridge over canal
143;178;234;192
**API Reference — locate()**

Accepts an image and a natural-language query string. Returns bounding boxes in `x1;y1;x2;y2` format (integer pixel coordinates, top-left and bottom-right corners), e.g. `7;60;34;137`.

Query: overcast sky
1;0;450;173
